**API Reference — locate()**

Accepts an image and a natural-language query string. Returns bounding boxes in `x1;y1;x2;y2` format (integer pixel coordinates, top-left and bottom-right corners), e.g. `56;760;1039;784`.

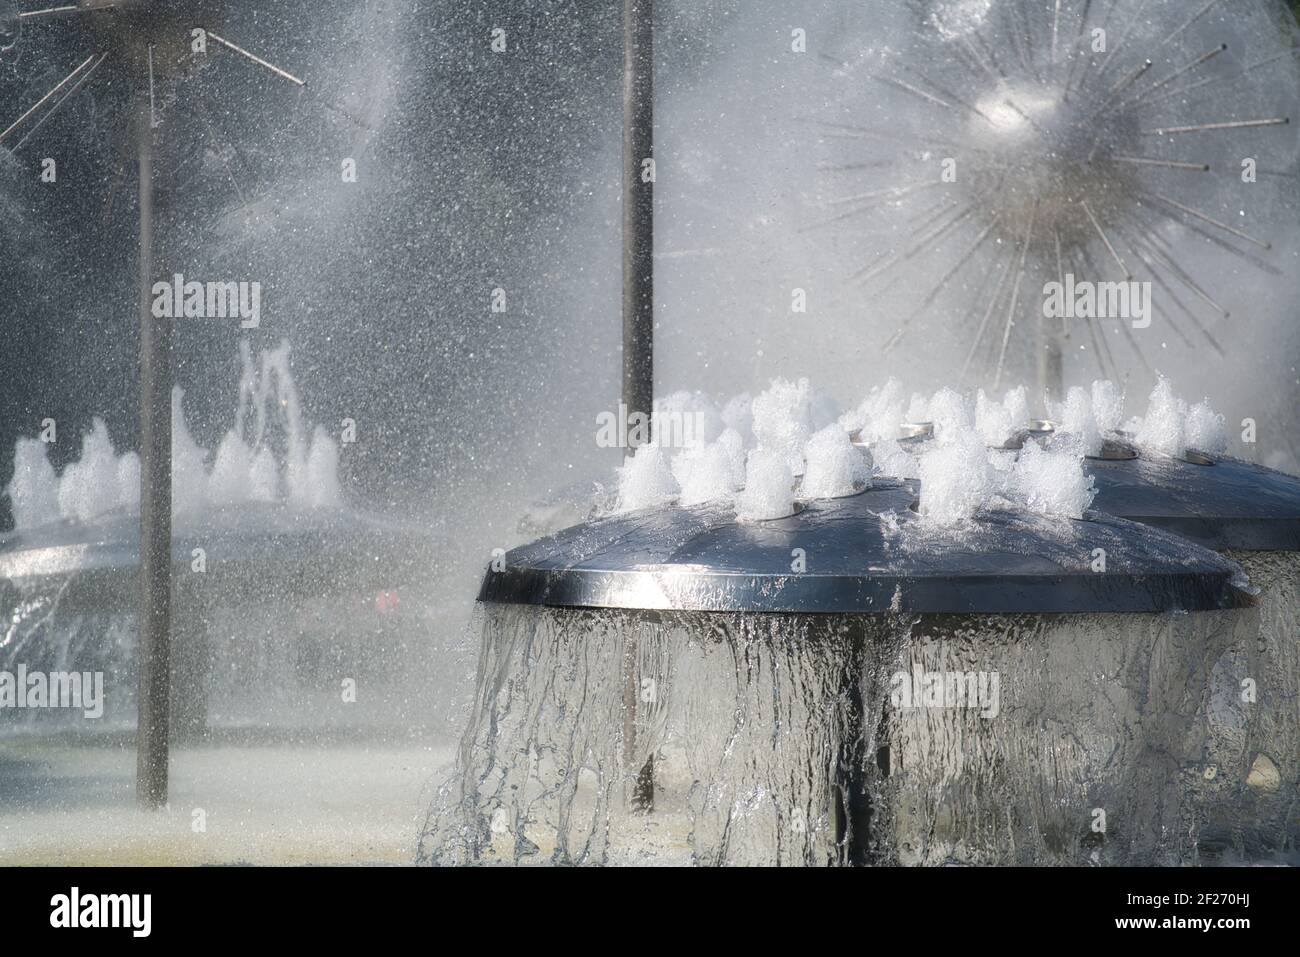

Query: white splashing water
1055;386;1102;456
801;425;871;499
917;429;994;526
652;390;723;449
6;438;61;529
1185;401;1230;457
672;438;739;507
4;340;341;531
608;376;1228;526
927;387;972;444
1091;380;1126;434
1006;434;1097;520
840;378;907;445
736;449;795;521
974;386;1031;447
872;438;918;480
720;392;753;439
1002;386;1030;434
1134;376;1228;458
615;445;678;512
974;389;1015;447
52;420;140;525
750;377;813;476
917;389;1097;525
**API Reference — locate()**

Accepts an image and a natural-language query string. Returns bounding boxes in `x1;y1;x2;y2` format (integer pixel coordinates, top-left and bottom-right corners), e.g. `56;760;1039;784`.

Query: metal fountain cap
480;481;1249;615
1087;439;1139;462
1087;448;1300;552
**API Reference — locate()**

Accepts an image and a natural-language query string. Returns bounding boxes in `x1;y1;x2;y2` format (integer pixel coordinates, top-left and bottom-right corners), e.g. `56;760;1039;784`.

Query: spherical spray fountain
810;0;1299;402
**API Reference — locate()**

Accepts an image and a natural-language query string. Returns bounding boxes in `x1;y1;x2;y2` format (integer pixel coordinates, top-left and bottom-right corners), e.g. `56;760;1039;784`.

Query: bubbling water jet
3;340;342;531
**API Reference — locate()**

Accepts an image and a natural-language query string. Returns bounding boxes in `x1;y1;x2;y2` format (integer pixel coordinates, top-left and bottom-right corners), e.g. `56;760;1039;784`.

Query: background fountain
0;341;443;734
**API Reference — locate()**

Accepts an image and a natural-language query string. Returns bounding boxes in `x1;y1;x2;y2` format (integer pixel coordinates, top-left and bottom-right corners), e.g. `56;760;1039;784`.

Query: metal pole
136;67;172;810
622;0;654;435
622;0;654;812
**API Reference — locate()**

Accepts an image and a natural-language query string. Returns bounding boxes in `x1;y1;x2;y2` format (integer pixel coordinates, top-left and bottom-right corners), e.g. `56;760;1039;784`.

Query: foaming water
596;375;1264;543
5;340;341;532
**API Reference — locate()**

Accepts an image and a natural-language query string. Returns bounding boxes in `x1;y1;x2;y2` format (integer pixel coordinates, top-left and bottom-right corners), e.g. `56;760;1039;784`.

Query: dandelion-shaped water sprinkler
810;0;1300;401
0;0;346;809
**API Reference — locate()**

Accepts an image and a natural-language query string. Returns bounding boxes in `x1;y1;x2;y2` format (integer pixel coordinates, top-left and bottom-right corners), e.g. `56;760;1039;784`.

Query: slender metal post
622;0;654;435
622;0;654;812
136;67;172;810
